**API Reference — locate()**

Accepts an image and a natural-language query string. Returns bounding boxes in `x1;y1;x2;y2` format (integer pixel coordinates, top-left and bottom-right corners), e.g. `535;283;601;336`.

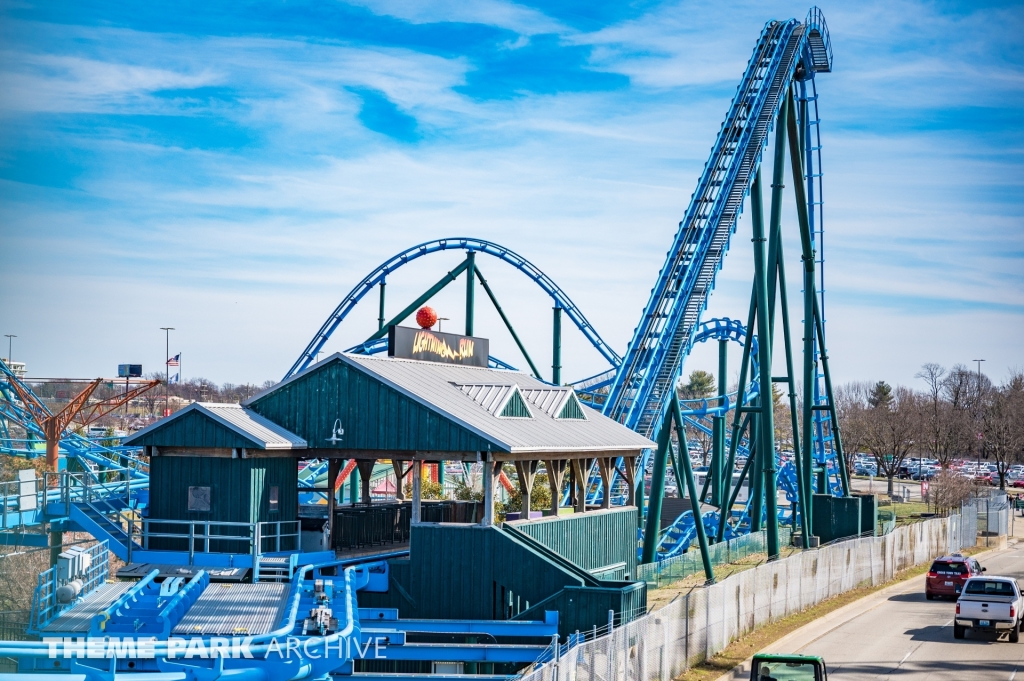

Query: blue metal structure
284;238;621;380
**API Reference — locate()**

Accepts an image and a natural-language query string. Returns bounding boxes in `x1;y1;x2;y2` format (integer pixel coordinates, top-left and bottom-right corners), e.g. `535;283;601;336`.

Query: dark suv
926;554;985;599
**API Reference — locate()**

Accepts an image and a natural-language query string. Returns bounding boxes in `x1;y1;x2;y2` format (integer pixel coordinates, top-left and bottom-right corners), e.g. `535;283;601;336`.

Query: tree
861;385;920;496
981;371;1024;490
868;381;893;409
678;370;716;400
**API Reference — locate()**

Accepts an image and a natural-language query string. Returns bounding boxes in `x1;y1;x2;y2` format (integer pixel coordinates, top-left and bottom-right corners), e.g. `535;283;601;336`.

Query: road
794;543;1024;680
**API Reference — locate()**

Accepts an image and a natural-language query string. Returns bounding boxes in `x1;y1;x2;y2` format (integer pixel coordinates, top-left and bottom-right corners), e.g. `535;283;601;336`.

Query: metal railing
133;518;300;564
28;541;109;634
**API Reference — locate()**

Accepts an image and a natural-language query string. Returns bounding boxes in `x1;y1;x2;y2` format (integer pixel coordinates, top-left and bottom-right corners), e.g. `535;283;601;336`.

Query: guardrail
134;518;300;563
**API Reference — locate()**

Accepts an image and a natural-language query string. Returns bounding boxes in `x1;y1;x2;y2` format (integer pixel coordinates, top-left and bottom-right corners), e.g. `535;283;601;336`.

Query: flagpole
160;327;174;417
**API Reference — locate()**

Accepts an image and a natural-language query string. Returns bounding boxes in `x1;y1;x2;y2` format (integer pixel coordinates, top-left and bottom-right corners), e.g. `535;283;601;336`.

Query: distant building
2;358;26;379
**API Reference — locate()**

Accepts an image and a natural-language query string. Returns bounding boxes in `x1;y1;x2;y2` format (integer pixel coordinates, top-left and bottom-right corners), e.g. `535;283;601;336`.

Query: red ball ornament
416;306;438;329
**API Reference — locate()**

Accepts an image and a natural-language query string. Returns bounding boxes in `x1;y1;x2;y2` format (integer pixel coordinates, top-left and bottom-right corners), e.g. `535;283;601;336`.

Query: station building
124;328;655;635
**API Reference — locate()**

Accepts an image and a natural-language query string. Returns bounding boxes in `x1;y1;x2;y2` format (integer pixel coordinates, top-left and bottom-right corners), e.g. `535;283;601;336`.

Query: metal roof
124;402;307;450
251;353;653;455
520;388;584;420
457;383;523;416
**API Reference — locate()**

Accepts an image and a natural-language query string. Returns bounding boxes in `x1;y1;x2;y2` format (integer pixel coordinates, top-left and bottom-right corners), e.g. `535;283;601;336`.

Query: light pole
3;335;15;364
160;328;174;417
436;317;450;333
973;359;985;472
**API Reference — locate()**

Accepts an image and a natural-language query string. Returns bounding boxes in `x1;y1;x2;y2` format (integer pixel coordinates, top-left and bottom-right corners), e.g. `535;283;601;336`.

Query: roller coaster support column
716;295;756;543
552;306;562;385
751;166;779;559
365;258;471;342
640;414;670;565
377;282;386;331
786;89;848;505
465;251;476;337
710;340;727;508
673;395;714;582
813;295;851;495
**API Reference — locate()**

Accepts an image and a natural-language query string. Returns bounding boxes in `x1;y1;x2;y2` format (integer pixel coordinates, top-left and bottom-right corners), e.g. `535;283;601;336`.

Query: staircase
69;499;139;562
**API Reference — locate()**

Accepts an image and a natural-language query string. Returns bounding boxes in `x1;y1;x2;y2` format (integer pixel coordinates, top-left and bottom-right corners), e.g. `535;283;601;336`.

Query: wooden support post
623;456;637;507
571;459;588;513
514;460;538;520
392;460;406;501
411;461;422;524
482;456;497;526
597;458;613;509
326;458;341;543
544;460;567;516
356;460;375;505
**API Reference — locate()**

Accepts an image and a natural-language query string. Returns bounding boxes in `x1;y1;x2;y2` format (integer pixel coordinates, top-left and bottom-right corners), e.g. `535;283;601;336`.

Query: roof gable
123;403;307;450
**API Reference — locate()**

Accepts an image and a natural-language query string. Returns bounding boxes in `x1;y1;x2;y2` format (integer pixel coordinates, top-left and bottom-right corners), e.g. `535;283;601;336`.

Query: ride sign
388;325;488;367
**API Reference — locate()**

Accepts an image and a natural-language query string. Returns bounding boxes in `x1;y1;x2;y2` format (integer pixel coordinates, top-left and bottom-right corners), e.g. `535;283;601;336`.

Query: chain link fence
636;528;793;589
519;516;956;681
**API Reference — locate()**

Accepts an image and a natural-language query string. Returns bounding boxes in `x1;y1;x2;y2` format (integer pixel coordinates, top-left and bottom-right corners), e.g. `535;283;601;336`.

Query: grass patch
673;560;937;681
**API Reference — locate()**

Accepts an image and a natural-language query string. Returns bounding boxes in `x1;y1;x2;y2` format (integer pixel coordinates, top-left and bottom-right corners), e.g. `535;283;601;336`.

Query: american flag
167;353;180;367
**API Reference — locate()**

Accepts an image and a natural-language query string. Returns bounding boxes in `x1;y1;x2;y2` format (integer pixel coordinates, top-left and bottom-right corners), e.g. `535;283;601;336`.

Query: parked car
927;554;985;600
1012;479;1024;489
955;576;1023;641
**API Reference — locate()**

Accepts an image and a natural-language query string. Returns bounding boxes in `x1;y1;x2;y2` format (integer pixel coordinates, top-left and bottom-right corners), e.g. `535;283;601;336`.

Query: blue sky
0;0;1021;391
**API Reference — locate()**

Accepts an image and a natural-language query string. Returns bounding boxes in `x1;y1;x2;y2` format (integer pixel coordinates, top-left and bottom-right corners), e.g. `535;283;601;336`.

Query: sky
0;0;1022;393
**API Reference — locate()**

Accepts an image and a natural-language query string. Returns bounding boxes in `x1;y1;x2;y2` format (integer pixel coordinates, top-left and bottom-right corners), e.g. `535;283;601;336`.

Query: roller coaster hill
0;8;871;681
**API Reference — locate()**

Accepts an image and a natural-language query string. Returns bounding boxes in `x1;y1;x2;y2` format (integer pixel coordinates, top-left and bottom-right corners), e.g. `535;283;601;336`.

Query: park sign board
388;325;488;367
118;364;142;378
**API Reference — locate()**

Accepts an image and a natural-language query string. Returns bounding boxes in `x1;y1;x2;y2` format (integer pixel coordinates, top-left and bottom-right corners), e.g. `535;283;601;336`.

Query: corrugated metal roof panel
124;403;306;450
335;354;653;453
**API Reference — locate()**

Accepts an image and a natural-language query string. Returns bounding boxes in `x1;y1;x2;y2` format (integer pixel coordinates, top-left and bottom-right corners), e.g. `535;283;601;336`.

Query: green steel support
350;465;358;504
786;89;818;528
672;396;714;582
756;119;784;558
552;306;562;385
725;434;756;524
366;258;471;342
748;409;763;532
716;291;757;542
474;268;543;380
774;240;811;539
377;281;386;331
640;414;671;564
438;461;445;487
812;294;851;496
465;251;476;337
711;339;728;508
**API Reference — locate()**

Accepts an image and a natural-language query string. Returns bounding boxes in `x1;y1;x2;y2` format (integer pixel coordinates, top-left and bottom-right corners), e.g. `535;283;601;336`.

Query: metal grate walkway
172;582;289;636
41;582;134;633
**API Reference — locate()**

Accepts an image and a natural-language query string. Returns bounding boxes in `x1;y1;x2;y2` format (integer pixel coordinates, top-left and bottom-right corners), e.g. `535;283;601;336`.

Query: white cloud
343;0;567;36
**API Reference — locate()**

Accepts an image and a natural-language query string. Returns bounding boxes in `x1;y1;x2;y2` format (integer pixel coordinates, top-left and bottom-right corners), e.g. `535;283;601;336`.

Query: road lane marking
942;619;952;627
1010;667;1017;681
900;651;911;665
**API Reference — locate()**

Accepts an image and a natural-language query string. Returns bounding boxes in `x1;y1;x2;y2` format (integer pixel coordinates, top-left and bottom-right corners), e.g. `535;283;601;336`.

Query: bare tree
861;385;921;496
982;370;1024;490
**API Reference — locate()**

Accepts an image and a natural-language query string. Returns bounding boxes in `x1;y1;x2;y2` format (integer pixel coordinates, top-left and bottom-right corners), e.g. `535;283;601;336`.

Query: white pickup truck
955;576;1023;641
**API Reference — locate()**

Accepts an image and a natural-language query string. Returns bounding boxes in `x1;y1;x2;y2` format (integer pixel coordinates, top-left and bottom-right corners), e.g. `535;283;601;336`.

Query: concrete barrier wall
518;516;956;681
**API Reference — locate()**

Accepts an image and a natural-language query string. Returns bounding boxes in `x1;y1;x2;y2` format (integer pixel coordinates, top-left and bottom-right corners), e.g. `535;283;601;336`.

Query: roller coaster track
284;238;621;380
603;12;831;438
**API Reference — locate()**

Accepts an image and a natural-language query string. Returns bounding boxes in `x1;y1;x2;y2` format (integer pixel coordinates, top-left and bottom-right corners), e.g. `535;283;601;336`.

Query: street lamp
437;317;450;333
3;335;15;364
160;328;175;417
972;359;985;471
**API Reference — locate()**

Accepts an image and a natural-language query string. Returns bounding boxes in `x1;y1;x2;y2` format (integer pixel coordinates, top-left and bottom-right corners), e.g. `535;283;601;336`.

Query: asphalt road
797;545;1024;680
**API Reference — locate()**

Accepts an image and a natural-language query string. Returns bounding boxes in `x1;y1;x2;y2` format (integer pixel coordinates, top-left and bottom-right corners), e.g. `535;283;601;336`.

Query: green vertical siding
510;507;639;578
354;523;645;637
131;411;260;449
149;456;297;525
248;358;500;453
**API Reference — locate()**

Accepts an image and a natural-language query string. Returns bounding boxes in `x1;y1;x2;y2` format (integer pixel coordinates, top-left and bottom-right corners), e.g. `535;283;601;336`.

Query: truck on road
955;576;1023;641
